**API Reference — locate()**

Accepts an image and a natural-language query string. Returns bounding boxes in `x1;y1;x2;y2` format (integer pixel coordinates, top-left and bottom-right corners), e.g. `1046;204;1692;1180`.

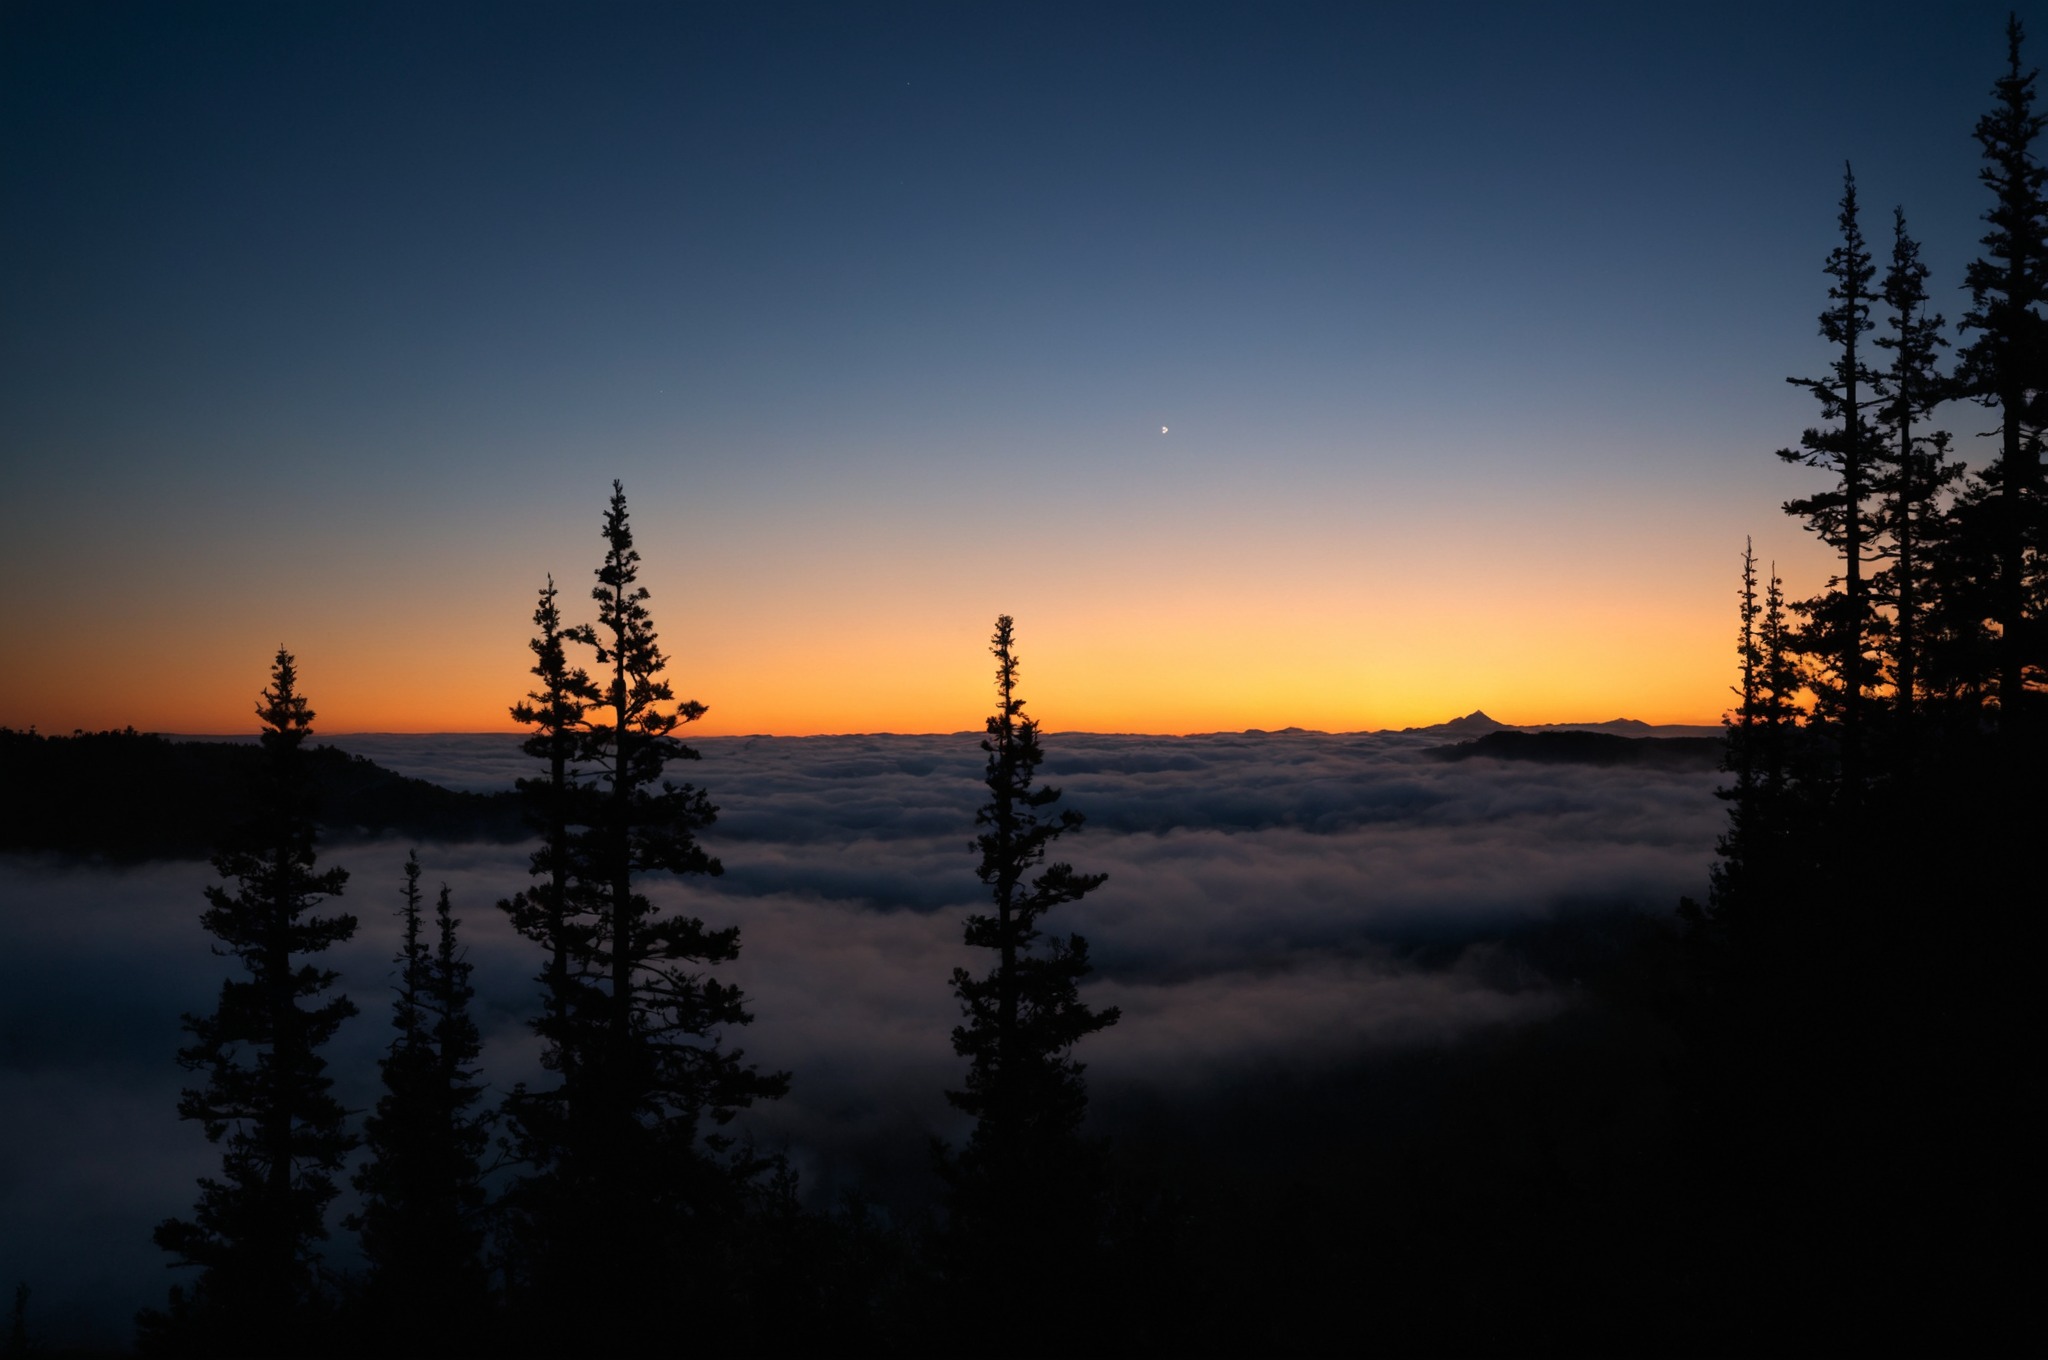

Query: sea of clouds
0;727;1727;1346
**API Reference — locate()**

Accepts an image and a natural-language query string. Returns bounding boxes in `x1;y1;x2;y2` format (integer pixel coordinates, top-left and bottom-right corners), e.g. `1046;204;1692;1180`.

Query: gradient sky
0;1;2026;735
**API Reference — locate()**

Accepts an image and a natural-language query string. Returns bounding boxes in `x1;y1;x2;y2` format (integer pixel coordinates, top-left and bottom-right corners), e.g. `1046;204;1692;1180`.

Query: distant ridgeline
1427;729;1725;769
0;727;524;861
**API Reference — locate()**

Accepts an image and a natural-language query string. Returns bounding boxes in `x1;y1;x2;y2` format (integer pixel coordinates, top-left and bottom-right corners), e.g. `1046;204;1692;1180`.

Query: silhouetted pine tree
1691;541;1767;947
495;574;603;1282
940;615;1120;1341
142;650;357;1358
1955;15;2048;726
504;574;601;1065
1756;564;1801;795
1779;165;1885;793
348;852;490;1344
1728;538;1766;792
1870;208;1961;765
1691;547;1807;971
1687;35;2048;1340
506;482;787;1349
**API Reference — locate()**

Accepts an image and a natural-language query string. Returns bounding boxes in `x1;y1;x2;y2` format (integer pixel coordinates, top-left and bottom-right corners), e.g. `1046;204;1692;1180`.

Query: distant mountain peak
1397;710;1508;736
1380;711;1722;739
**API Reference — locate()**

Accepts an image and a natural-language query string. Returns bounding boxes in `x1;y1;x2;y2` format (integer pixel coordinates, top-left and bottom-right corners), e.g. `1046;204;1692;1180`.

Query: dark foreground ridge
1427;729;1725;768
0;727;524;861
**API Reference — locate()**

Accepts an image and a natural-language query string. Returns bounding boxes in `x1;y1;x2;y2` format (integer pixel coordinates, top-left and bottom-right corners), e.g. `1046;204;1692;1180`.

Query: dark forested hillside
1427;729;1724;768
0;728;523;862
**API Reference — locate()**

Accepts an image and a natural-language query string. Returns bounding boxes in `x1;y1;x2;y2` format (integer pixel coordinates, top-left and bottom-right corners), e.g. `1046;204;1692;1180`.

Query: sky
0;1;2030;735
0;729;1725;1345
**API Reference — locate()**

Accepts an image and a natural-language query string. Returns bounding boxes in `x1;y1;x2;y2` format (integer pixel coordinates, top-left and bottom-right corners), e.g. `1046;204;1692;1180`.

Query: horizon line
127;713;1730;742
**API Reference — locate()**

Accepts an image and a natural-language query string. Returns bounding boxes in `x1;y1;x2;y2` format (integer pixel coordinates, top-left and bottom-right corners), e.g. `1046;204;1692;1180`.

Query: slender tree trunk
609;599;633;1101
548;742;574;1102
1997;368;2030;727
1896;419;1919;767
1844;332;1868;799
994;658;1018;1144
264;843;297;1324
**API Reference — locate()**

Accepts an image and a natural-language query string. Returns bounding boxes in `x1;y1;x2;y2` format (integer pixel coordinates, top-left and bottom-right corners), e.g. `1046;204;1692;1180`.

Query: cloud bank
1;729;1725;1345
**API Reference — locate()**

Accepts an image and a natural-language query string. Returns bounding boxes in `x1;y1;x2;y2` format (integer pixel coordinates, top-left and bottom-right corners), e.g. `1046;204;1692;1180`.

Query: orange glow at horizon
3;476;1833;741
3;591;1740;738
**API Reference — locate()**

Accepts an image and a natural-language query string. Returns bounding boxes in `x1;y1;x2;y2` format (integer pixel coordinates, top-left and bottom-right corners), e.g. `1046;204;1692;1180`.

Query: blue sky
1;1;2029;733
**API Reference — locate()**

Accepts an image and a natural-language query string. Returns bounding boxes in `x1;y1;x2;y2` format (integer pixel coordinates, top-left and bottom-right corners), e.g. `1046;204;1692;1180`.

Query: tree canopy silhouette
1688;23;2047;1349
498;482;787;1348
1778;164;1883;791
940;616;1120;1338
1955;14;2048;722
347;852;490;1345
143;650;357;1357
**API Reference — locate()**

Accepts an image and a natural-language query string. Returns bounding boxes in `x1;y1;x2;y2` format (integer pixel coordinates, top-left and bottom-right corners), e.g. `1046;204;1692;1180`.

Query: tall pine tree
1870;206;1960;759
942;616;1120;1337
504;482;787;1348
1688;31;2048;1338
497;574;602;1250
1691;546;1804;970
145;650;357;1357
348;853;490;1344
1779;164;1885;793
1955;14;2048;725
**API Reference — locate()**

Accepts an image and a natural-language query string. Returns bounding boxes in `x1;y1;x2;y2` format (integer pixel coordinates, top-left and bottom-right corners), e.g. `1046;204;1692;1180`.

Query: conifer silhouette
1779;165;1884;792
144;650;357;1357
941;616;1119;1335
1955;15;2047;724
497;572;604;1258
1690;28;2048;1345
501;482;787;1347
348;852;490;1343
1870;206;1960;760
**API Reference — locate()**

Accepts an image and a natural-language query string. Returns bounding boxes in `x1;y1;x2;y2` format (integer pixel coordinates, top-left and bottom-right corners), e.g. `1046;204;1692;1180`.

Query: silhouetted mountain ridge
0;727;525;862
1426;729;1724;768
1399;710;1508;737
1398;710;1723;740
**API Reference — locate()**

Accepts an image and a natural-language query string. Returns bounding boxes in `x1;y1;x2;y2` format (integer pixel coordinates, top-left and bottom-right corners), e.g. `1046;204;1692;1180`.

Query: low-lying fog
0;727;1725;1347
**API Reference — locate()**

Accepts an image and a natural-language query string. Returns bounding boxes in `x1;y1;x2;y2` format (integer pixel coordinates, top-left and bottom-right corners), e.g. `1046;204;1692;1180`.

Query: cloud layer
0;729;1725;1345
